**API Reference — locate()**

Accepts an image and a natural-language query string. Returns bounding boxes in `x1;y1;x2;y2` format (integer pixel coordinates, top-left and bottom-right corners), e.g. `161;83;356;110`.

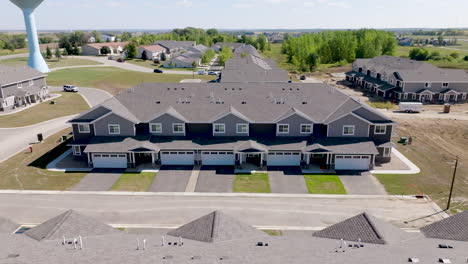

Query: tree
45;46;52;59
257;34;267;52
92;30;103;43
120;32;132;42
464;55;468;61
218;46;233;66
141;50;148;60
62;49;68;56
192;60;197;68
54;47;62;59
437;36;444;46
449;52;459;59
100;46;111;55
72;43;80;55
126;43;137;58
207;28;218;36
160;52;167;61
409;47;429;61
201;49;215;64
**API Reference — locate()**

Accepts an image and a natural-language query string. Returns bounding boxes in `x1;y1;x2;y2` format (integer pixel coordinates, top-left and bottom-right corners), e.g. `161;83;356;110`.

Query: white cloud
176;0;193;8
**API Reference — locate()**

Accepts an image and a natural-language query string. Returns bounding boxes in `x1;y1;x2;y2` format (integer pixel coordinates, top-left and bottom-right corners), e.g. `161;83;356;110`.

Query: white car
63;85;79;92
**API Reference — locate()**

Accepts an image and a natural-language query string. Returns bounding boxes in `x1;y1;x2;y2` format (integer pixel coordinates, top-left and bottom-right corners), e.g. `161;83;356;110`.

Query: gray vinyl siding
404;82;468;94
369;125;393;143
94;113;135;136
0;77;46;99
328;114;369;137
276;114;313;137
213;114;249;137
81;45;100;56
72;124;95;141
148;113;185;136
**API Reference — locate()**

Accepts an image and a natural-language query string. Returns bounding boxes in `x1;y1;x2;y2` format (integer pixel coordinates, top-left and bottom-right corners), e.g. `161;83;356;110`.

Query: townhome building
81;42;129;56
153;40;196;58
0;65;48;112
68;82;394;171
345;55;468;103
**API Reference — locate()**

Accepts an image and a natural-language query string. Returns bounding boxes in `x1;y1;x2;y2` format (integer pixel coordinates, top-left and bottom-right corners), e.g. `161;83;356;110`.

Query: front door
246;154;261;166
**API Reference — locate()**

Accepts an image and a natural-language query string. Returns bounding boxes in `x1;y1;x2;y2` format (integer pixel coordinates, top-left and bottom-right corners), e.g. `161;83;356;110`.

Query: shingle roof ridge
42;210;73;240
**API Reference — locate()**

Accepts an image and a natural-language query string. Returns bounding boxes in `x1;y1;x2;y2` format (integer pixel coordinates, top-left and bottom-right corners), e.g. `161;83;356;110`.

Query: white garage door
335;155;370;170
201;151;235;165
161;151;195;165
93;154;127;168
267;152;301;166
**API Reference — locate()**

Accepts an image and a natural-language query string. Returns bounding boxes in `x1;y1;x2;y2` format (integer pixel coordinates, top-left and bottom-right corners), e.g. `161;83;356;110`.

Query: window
73;146;81;156
173;123;185;134
78;124;90;133
17;82;22;89
300;124;313;134
374;125;386;135
213;123;225;134
442;82;449;88
236;123;248;134
150;123;162;133
277;124;289;134
108;124;120;135
424;82;431;88
29;80;34;86
342;125;355;136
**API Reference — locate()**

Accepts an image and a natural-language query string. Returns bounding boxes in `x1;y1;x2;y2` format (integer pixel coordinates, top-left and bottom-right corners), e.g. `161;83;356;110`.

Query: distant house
211;42;244;52
163;52;200;68
397;37;413;46
154;40;196;58
102;33;116;42
81;42;129;56
137;45;166;60
87;36;96;43
0;65;48;112
186;44;209;54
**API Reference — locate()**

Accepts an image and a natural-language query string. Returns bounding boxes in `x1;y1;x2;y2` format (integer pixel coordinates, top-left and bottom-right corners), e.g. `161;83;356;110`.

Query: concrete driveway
148;165;193;192
71;169;124;191
0;87;111;163
337;171;387;195
268;167;308;194
195;166;234;193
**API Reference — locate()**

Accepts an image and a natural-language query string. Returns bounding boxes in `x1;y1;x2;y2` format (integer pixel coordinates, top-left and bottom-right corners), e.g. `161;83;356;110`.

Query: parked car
108;56;114;60
63;85;79;92
300;75;306;80
154;69;164;73
117;58;125;63
208;71;217;75
198;69;207;75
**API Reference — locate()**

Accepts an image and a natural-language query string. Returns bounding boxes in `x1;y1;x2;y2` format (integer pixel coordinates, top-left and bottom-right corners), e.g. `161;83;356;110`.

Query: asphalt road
0;87;111;163
0;192;445;229
0;53;28;60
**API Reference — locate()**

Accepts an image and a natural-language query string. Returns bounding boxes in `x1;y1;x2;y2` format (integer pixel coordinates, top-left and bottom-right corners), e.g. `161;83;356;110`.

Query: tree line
408;47;468;62
0;34;26;51
281;29;397;71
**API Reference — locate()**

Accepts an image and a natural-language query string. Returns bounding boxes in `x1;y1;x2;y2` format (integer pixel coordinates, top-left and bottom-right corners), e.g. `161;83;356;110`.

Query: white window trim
150;123;162;133
277;124;289;134
108;124;121;135
424;82;431;88
29;80;34;86
236;123;249;134
374;125;386;135
172;123;185;134
300;124;313;134
213;123;226;134
17;82;22;89
78;124;90;133
73;146;81;156
342;125;355;136
383;147;391;157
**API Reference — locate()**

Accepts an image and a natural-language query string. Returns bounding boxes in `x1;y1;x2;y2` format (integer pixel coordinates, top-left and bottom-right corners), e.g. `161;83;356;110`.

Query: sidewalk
371;148;420;175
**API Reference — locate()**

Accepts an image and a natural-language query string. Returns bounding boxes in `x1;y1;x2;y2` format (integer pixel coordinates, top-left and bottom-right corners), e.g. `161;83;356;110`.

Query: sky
1;0;467;30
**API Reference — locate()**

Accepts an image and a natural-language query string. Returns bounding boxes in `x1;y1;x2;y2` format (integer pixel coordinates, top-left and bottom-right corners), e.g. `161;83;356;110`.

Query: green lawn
262;230;282;236
303;174;346;194
374;174;421;195
0;92;89;127
233;173;271;193
368;101;398;110
396;46;468;70
126;59;196;71
47;67;215;95
0;128;86;190
0;57;102;68
0;48;28;56
110;172;156;192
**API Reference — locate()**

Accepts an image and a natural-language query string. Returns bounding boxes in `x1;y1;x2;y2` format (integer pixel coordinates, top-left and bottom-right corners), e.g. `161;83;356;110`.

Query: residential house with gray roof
345;55;468;103
0;65;49;112
154;40;196;58
0;210;467;263
68;82;394;171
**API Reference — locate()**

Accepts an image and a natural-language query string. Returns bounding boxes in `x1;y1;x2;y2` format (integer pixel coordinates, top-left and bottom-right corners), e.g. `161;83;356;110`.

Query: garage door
201;151;235;165
267;152;301;166
93;154;127;168
161;151;195;165
334;155;370;170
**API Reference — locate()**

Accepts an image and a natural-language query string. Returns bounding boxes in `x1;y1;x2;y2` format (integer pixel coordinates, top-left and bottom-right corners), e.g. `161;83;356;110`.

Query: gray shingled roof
421;210;468;242
167;210;266;243
0;64;46;86
154;40;195;50
312;212;414;245
0;216;20;234
24;210;120;241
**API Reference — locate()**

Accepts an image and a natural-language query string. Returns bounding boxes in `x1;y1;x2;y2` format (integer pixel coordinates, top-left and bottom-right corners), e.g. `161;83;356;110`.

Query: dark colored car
300;75;306;80
208;71;217;75
154;69;164;73
117;58;125;63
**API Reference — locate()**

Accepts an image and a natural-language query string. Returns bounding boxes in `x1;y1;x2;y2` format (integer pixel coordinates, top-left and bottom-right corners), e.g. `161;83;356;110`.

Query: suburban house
68;82;394;171
211;42;245;52
1;209;467;263
153;40;196;58
0;65;48;112
81;42;129;56
101;33;116;42
186;44;210;54
137;44;166;60
345;56;468;103
163;45;209;68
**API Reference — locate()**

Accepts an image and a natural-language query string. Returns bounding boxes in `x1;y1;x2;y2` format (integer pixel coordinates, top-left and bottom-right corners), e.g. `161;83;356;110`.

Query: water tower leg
22;8;49;73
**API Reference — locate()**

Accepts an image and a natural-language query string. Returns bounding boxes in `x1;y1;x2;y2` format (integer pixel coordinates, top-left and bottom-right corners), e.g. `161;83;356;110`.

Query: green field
0;92;89;127
396;46;468;69
233;173;271;193
47;67;215;95
0;57;102;68
0;48;28;56
303;174;347;194
110;172;156;192
125;59;195;71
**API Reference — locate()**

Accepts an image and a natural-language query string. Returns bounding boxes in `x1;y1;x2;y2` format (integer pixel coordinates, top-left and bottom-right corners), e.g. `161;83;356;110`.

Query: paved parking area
268;167;308;194
148;165;193;192
338;171;387;195
195;166;234;193
71;169;124;191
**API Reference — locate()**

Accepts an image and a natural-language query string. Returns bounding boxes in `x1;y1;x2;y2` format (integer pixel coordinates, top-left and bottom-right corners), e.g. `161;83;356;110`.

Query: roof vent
174;88;177;90
182;88;185;90
167;88;170;90
438;244;453;249
156;101;161;104
302;102;307;104
191;256;202;260
439;258;451;264
241;101;246;104
408;258;420;263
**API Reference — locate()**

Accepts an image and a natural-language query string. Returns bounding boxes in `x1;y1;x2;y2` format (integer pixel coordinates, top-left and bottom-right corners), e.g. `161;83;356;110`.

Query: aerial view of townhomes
0;0;467;263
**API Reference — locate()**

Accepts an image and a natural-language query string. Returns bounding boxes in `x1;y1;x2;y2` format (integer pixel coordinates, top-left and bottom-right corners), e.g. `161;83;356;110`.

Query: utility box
443;103;451;113
37;133;43;142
